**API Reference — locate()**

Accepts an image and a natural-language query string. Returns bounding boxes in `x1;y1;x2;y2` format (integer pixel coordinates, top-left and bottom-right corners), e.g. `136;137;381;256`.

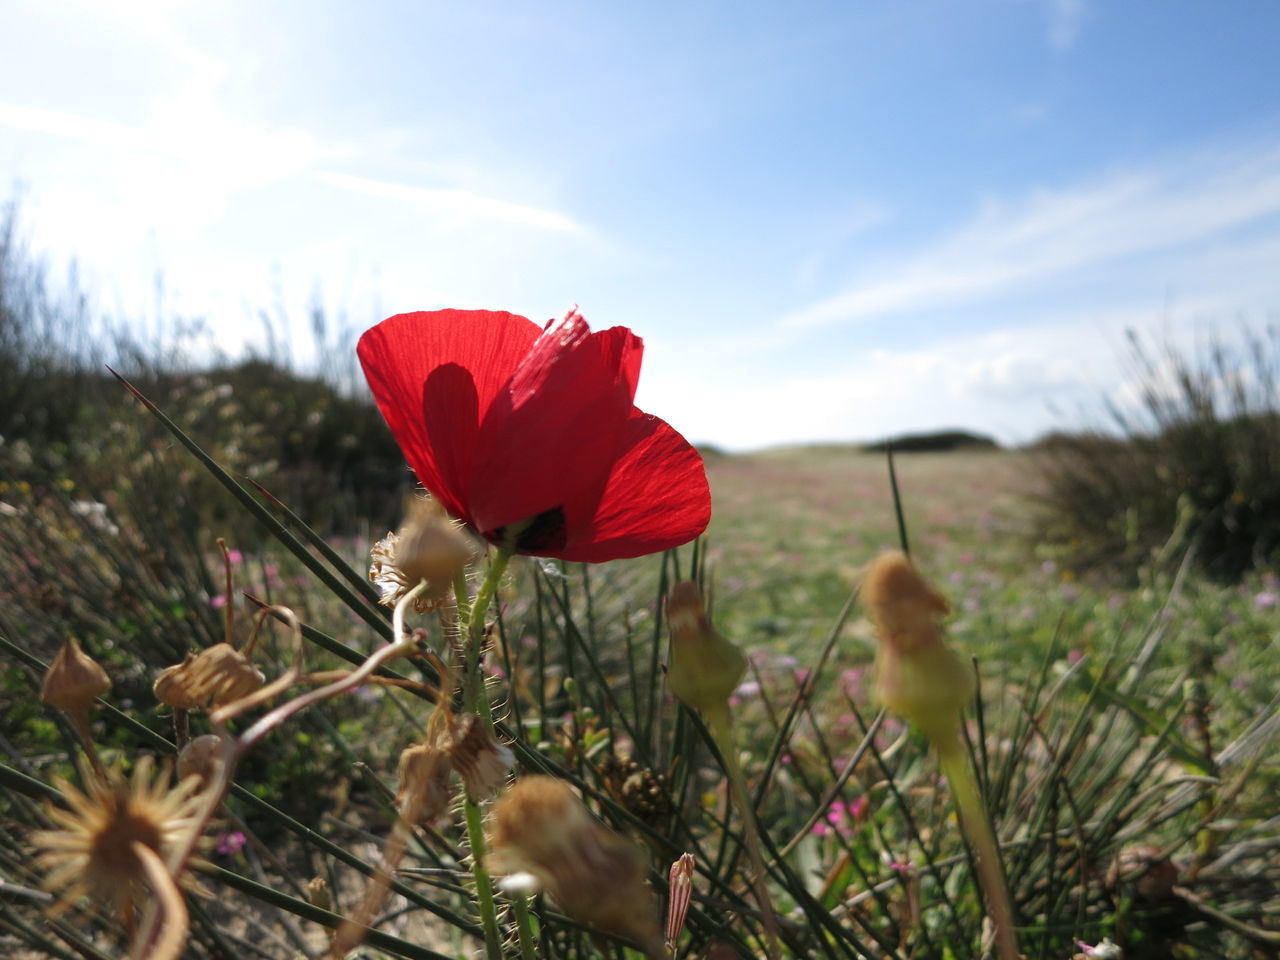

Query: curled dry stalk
133;587;430;958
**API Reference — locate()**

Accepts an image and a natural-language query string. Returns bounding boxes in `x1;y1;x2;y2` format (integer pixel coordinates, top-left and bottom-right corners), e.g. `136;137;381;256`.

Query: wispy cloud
781;139;1280;330
312;170;583;234
1047;0;1090;51
0;102;159;152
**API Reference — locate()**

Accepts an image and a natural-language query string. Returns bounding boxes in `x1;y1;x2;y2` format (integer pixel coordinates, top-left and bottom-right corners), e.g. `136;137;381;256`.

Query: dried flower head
153;644;264;711
177;735;226;792
666;581;747;716
442;713;514;800
41;638;111;717
864;551;973;744
153;653;204;710
489;776;663;957
370;497;476;613
395;742;453;825
32;756;204;925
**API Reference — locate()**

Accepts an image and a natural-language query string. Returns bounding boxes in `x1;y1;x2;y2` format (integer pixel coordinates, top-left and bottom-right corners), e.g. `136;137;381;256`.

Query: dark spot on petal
490;506;568;554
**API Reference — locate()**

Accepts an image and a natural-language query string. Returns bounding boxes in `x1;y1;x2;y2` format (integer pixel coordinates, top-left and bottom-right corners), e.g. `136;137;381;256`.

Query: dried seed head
370;498;476;612
862;550;951;653
153;653;205;710
41;638;111;716
153;644;264;711
864;551;973;744
395;743;453;825
32;756;205;926
666;581;747;715
177;735;225;792
489;776;662;957
443;714;514;801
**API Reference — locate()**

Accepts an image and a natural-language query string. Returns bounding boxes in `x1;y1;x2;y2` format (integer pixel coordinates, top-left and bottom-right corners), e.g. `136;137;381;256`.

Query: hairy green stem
462;794;504;960
459;545;515;960
510;893;539;960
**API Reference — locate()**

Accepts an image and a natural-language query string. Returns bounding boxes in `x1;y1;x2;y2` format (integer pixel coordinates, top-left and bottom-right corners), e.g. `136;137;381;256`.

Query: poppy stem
463;544;514;721
458;544;515;960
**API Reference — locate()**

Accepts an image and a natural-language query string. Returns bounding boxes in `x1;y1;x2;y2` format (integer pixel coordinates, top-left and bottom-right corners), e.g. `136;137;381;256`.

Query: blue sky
2;0;1279;449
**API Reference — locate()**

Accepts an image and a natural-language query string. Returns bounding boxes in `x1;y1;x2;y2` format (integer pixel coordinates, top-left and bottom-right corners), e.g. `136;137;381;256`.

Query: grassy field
3;438;1278;960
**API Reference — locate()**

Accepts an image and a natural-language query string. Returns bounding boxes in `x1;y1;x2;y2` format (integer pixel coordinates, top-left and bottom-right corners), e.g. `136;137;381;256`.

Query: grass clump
1035;325;1280;578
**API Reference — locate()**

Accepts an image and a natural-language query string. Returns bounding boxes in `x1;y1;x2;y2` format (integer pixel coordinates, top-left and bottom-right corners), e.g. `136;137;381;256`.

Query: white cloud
312;171;583;234
781;139;1280;330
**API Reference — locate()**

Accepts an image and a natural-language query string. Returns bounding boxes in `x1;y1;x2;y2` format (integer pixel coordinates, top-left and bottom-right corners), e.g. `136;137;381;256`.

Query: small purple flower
734;680;761;698
215;831;247;856
226;549;244;566
1254;590;1278;610
209;594;228;609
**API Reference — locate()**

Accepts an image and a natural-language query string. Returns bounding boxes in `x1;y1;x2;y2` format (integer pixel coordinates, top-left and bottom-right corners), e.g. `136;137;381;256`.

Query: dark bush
864;429;1000;453
1034;325;1280;578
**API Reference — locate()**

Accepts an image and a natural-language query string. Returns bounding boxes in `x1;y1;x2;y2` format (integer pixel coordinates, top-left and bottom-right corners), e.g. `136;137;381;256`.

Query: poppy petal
358;310;541;521
468;315;645;534
548;410;711;562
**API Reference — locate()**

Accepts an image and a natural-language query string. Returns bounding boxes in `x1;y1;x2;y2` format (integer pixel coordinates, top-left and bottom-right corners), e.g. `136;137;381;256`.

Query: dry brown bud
444;714;514;801
665;852;696;949
370;498;476;612
396;743;453;825
177;734;225;791
864;551;973;744
41;638;111;715
306;875;332;913
489;776;662;957
862;550;951;654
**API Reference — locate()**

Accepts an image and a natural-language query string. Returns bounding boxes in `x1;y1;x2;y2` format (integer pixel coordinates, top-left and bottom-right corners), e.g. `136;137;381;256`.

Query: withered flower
488;776;663;958
370;497;476;613
864;550;973;744
153;643;264;711
443;713;514;801
395;742;453;825
32;756;204;925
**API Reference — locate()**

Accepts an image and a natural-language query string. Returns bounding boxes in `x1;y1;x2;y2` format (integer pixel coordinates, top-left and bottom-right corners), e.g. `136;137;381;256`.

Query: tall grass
1035;325;1280;578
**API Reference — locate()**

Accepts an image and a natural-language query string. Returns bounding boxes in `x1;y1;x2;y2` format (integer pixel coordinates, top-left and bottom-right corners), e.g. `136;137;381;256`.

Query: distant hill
862;429;1000;453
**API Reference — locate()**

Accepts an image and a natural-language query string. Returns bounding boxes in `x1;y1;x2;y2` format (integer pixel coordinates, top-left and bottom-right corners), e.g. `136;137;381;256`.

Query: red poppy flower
358;307;711;562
